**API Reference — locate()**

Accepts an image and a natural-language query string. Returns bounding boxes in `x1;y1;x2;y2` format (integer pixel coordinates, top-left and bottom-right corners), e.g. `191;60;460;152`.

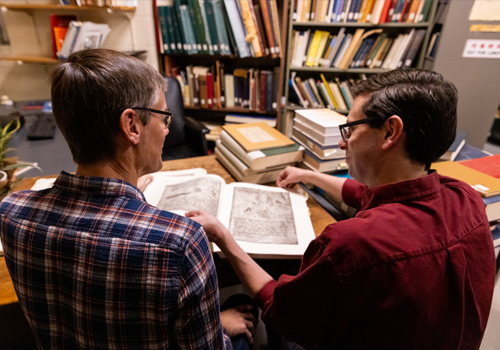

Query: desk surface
0;155;335;306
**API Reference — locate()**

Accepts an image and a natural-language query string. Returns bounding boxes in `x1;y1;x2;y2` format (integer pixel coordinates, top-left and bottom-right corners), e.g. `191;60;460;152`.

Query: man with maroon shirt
187;69;496;349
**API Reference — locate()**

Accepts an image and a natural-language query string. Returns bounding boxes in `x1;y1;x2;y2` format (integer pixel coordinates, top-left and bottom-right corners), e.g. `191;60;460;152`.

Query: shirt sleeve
174;227;231;349
254;240;343;349
342;178;366;209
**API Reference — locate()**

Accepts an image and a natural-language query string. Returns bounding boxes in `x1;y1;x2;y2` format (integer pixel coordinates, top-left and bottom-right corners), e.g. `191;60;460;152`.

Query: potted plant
0;118;40;199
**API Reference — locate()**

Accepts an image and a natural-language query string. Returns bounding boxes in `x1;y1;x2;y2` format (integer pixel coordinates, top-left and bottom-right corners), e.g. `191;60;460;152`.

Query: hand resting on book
186;209;229;247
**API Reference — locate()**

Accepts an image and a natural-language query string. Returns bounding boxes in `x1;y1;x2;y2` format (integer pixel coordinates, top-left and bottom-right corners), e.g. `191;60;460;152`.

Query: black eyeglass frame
338;117;380;142
132;107;173;128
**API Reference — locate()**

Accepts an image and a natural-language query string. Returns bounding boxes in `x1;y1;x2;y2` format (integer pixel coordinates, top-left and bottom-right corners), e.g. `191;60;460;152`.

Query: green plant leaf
2;163;41;171
0;118;21;161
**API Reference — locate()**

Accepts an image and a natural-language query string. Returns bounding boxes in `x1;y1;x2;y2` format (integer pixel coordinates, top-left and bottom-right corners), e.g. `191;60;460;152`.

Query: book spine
223;0;252;57
206;71;214;108
212;0;232;55
259;0;277;57
187;0;209;53
238;0;264;57
203;1;219;54
269;0;281;54
253;2;270;57
179;5;199;54
198;0;215;54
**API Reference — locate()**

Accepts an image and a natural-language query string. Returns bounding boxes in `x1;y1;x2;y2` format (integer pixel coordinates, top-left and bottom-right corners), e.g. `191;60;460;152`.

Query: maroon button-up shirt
256;171;495;349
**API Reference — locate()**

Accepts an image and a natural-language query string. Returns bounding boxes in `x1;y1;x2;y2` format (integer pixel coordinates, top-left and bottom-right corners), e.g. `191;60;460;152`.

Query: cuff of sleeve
254;279;277;308
342;178;359;207
222;327;232;348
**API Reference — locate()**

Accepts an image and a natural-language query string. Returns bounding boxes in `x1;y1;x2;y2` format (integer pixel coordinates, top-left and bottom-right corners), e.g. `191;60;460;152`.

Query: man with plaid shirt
0;49;256;349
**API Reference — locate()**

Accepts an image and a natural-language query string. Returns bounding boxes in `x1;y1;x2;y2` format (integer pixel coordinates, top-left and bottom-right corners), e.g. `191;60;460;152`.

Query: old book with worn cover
223;122;294;152
142;170;316;259
220;130;303;170
215;139;289;180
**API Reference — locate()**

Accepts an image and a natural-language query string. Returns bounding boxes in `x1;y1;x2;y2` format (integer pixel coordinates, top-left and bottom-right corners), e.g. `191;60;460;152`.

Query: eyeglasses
132;107;173;129
338;117;380;142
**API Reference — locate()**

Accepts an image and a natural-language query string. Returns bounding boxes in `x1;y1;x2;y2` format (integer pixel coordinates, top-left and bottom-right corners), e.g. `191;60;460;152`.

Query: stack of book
293;0;434;24
214;122;304;184
293;109;347;173
156;0;281;58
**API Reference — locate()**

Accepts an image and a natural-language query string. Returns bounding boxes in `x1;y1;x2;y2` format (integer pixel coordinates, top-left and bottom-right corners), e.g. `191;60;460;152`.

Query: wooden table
0;155;335;305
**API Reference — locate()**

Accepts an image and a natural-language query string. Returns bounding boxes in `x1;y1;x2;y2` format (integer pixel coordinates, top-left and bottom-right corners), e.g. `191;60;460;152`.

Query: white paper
216;182;315;259
469;0;500;21
30;178;56;191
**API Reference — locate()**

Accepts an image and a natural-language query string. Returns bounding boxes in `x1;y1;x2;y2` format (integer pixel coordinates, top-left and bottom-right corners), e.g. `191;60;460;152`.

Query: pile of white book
293;108;348;173
215;122;304;184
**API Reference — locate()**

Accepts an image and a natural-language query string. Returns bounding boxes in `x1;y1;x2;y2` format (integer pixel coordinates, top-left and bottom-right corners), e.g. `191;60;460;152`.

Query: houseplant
0;117;40;199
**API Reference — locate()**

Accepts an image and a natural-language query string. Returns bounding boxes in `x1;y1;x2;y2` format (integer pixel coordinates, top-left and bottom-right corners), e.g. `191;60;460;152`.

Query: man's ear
381;115;404;151
120;108;142;145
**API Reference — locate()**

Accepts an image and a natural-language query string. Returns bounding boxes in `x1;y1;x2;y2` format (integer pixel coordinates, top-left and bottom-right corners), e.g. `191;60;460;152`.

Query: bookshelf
421;0;449;71
152;0;289;128
279;0;439;135
0;3;135;11
0;2;135;64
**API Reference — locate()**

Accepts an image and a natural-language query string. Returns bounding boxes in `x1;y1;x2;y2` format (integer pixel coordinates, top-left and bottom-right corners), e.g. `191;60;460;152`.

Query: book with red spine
50;15;77;59
206;71;214;109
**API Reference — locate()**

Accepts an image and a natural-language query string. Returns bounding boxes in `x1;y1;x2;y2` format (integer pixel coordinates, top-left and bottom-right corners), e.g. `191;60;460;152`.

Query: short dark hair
50;49;167;165
352;69;458;169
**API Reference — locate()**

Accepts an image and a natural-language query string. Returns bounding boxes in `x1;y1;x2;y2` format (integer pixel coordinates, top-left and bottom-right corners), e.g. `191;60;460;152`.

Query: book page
469;0;500;21
30;177;57;190
216;183;316;258
148;174;226;217
143;168;208;205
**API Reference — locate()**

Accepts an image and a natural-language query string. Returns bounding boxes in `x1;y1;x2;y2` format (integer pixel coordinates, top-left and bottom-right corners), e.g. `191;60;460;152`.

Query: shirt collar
359;170;441;211
53;171;146;201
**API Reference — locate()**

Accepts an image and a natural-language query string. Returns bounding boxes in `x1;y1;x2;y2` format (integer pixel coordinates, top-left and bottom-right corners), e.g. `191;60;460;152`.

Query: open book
30;169;316;259
143;169;315;259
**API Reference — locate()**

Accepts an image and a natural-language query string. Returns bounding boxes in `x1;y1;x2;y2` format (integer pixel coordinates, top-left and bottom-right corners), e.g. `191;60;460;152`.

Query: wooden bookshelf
0;55;58;64
0;3;135;11
153;0;288;127
0;3;137;67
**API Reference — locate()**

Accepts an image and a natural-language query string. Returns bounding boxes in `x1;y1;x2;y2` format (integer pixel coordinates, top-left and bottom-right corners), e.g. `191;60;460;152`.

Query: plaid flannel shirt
0;171;231;349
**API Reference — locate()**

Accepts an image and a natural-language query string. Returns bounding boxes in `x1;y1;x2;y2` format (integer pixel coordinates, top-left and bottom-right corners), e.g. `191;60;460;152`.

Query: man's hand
185;210;228;246
220;305;258;344
137;174;153;192
276;166;310;189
